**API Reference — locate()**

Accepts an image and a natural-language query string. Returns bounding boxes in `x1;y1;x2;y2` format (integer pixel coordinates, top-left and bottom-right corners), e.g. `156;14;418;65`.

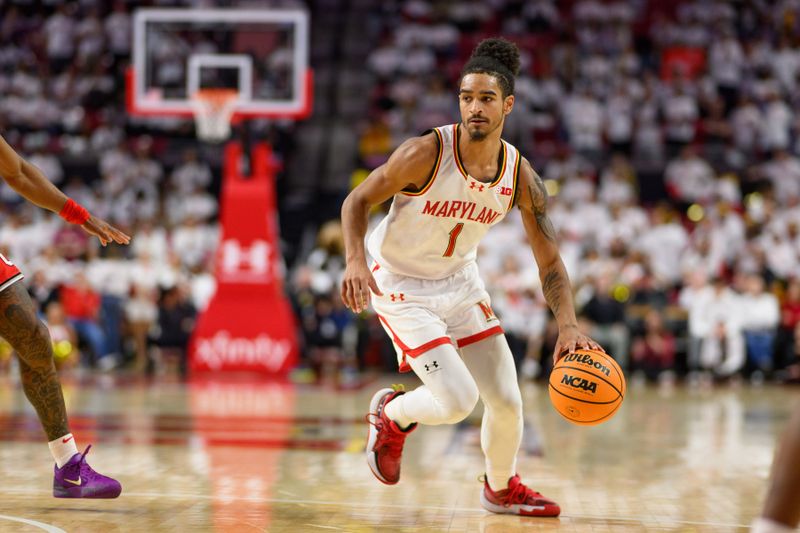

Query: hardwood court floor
0;373;796;532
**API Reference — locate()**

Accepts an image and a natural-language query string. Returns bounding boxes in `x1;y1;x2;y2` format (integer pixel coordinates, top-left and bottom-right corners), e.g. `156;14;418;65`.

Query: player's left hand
552;325;604;364
81;215;131;247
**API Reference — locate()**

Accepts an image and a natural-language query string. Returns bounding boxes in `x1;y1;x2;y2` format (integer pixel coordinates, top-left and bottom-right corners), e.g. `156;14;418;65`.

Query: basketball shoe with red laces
365;387;416;484
480;474;560;517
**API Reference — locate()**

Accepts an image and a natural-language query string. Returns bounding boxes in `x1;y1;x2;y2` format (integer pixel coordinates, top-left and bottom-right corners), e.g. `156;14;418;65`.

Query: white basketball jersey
368;123;521;280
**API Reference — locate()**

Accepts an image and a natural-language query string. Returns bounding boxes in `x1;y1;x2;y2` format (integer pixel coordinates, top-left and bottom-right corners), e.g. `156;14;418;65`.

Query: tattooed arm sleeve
515;158;579;331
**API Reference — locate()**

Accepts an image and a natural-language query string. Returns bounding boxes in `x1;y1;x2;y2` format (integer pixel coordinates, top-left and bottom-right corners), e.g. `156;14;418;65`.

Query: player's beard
465;117;500;141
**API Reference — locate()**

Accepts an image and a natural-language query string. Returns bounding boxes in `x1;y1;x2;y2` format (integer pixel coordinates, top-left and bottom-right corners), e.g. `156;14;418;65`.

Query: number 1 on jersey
443;223;464;257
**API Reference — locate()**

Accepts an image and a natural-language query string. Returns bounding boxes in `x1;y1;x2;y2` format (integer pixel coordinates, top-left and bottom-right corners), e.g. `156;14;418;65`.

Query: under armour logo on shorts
424;361;439;372
390;293;405;302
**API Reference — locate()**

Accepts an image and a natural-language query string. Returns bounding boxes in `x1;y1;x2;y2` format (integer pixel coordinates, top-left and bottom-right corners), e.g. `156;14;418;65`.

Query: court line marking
0;514;66;533
0;488;752;529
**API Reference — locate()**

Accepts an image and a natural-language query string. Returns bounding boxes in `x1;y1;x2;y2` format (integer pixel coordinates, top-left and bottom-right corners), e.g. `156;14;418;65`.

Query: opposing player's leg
0;282;121;498
460;334;560;517
367;343;479;484
0;284;69;441
752;406;800;533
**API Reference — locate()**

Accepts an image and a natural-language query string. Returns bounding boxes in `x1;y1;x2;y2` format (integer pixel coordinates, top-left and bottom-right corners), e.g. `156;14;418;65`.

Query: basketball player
0;134;128;498
341;38;602;516
751;406;800;532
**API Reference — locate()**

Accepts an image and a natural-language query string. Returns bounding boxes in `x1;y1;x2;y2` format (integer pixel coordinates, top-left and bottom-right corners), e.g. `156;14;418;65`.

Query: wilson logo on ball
560;374;598;393
562;353;611;377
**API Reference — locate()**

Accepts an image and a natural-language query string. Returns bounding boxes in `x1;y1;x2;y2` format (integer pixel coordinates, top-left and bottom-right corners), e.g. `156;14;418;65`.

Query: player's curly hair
461;38;521;97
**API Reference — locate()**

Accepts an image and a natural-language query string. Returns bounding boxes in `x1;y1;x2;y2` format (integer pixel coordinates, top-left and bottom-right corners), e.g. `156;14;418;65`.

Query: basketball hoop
191;89;239;142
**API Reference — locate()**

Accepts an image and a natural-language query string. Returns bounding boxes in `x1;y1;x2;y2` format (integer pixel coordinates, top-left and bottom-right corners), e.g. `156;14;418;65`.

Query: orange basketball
548;348;625;426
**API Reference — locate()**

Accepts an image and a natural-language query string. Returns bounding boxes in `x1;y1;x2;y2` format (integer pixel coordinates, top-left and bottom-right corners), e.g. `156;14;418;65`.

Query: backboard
127;8;311;120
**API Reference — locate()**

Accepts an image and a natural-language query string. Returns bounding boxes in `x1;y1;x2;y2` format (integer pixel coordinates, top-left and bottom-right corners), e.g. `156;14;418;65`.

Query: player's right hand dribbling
341;263;383;313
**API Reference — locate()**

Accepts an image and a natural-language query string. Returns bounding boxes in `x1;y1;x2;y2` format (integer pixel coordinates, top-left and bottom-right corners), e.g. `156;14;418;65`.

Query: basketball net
191;89;239;142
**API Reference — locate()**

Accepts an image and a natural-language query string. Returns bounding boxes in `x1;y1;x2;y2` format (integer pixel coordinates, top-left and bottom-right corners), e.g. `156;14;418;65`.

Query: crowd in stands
1;0;800;385
0;1;227;375
295;0;800;384
0;1;307;376
0;140;218;374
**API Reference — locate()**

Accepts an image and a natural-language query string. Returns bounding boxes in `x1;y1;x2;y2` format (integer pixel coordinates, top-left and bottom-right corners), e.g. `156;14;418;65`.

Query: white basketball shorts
370;261;504;373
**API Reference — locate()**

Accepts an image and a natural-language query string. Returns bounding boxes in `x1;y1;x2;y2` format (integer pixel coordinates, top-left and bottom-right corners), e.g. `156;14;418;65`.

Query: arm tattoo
542;268;566;316
528;174;557;242
0;284;69;440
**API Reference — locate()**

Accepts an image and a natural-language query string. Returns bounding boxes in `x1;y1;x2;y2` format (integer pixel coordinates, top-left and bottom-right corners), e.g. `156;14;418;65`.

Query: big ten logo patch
477;301;497;322
498;186;513;196
220;239;272;282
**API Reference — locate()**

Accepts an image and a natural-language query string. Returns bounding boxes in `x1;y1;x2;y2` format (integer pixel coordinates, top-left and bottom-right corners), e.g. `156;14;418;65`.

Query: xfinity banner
189;142;299;374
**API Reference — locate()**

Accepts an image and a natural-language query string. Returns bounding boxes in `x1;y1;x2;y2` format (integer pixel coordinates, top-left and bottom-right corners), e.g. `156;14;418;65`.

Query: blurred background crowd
0;0;799;385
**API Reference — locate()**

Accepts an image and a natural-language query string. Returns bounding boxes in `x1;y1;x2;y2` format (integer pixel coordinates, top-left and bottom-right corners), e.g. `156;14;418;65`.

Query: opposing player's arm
516;157;603;359
0;135;68;213
0;134;130;246
340;133;439;312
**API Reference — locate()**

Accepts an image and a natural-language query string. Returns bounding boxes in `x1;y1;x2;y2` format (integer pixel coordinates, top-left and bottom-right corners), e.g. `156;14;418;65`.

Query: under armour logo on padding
469;182;485;192
424;361;439;372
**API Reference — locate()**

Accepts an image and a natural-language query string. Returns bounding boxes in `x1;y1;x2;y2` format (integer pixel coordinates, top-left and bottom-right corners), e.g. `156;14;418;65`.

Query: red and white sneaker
480;474;561;517
365;387;416;485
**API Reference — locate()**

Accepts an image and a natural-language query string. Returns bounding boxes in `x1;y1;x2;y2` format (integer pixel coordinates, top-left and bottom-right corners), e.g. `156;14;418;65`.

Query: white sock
49;433;79;468
383;396;415;429
751;518;797;533
487;473;511;492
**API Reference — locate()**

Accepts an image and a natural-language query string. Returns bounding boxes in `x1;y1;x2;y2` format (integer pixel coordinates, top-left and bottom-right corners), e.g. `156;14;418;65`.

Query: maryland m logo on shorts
477;301;497;322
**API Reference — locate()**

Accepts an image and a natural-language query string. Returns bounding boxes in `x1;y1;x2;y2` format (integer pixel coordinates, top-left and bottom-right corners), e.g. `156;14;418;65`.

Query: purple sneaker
53;445;121;498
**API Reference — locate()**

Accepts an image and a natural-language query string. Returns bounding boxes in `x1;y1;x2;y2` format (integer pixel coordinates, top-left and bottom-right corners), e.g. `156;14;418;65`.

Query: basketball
549;349;625;426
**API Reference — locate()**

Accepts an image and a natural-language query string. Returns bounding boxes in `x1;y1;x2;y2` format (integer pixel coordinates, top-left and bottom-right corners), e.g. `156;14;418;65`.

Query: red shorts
0;253;23;292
